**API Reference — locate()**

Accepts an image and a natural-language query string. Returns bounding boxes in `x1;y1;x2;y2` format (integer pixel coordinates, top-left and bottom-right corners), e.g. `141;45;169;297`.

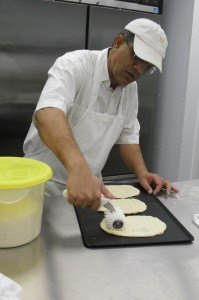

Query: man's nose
133;62;146;75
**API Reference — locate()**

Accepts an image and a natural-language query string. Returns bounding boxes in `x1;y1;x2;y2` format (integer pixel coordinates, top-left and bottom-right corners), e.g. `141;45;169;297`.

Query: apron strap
68;49;126;125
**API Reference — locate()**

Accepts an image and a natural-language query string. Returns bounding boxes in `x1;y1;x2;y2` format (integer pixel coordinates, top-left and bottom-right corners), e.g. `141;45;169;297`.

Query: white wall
179;0;199;180
149;0;199;181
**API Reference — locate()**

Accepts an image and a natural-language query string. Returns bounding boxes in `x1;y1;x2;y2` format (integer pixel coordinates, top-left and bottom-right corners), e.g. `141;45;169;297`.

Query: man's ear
113;35;124;48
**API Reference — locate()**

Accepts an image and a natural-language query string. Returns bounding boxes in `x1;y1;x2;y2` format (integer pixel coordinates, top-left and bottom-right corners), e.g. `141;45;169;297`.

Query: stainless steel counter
1;180;199;300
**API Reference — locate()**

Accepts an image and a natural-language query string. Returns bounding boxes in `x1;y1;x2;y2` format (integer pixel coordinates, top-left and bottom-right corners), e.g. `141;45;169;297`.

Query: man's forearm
34;107;113;210
35;107;89;173
117;144;148;178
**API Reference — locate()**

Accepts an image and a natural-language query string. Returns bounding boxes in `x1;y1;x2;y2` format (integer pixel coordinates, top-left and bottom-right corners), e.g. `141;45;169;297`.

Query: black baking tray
74;182;194;248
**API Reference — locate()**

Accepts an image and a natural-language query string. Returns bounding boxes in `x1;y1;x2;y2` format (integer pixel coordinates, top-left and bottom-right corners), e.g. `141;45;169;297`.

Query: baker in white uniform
23;18;179;209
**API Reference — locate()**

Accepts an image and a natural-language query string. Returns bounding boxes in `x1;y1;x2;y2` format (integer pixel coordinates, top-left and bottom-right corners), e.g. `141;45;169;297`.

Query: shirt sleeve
116;83;140;144
35;52;83;115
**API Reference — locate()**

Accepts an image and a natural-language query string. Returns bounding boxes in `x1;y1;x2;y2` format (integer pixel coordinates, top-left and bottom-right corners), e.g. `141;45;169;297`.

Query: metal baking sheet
74;183;194;248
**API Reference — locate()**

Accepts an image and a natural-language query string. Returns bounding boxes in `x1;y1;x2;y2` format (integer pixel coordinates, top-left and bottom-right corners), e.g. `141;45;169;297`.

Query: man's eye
146;64;152;69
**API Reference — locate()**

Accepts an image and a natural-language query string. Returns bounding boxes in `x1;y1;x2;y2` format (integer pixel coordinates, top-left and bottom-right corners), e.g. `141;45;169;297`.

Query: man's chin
112;75;136;87
120;78;135;86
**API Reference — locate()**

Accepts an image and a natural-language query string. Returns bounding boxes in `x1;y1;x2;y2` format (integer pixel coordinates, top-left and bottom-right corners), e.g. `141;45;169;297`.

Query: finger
147;175;163;195
91;200;101;211
151;176;163;195
162;180;172;196
68;197;78;205
81;202;91;209
140;179;153;194
171;185;179;193
66;192;75;204
75;198;89;209
80;195;101;211
101;183;116;199
65;188;76;204
153;183;163;195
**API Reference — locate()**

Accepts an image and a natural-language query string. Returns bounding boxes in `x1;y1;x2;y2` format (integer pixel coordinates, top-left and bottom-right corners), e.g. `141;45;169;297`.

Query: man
23;18;179;210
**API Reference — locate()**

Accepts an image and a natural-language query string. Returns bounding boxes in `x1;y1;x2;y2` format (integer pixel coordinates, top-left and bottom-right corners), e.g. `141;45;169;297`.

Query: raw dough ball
98;198;146;214
106;185;140;198
100;216;166;237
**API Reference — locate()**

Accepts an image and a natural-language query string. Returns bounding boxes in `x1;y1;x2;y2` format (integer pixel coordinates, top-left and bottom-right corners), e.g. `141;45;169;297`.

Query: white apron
27;51;127;196
67;50;126;178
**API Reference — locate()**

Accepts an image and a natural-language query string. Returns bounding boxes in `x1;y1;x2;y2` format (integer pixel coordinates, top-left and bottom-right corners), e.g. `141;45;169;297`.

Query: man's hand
66;167;115;210
35;108;115;208
138;171;179;196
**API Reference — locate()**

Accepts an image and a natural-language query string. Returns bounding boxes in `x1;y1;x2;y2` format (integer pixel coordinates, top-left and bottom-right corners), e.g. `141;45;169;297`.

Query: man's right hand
35;108;114;208
66;167;115;211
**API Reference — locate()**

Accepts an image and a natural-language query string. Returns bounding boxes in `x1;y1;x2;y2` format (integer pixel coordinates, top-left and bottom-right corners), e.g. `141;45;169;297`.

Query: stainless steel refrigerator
0;0;161;180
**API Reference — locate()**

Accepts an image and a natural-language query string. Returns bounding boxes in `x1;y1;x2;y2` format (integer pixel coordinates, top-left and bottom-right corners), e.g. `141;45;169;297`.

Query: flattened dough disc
106;185;140;198
98;198;147;214
100;216;166;237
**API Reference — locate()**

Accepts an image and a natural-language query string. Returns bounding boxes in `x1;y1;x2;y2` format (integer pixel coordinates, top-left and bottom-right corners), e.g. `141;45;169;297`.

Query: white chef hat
125;18;168;72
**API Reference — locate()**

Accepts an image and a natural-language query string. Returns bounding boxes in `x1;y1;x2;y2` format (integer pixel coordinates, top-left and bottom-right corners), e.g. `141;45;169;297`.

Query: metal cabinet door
0;0;87;155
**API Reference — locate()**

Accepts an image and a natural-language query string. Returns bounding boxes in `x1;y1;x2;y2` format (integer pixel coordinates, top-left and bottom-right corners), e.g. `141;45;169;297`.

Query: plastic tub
0;157;53;248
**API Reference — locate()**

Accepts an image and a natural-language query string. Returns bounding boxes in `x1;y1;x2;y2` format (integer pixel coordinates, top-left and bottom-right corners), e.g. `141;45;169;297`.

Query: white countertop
0;180;199;300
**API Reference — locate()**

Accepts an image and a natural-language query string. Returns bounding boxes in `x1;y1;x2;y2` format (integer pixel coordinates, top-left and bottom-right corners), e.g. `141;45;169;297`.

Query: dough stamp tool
100;197;125;230
62;190;125;230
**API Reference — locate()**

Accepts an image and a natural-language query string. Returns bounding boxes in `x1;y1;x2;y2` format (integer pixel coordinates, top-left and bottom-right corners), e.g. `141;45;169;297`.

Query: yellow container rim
0;157;53;189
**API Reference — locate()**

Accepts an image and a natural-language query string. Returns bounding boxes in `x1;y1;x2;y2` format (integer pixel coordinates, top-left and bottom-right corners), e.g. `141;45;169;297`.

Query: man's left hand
138;171;179;196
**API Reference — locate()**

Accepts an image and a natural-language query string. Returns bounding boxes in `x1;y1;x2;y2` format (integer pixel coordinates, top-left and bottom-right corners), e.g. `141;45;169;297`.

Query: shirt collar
98;48;111;87
98;48;123;91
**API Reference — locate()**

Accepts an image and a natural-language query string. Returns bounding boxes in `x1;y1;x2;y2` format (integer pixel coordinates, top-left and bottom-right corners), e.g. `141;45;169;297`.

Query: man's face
108;36;150;87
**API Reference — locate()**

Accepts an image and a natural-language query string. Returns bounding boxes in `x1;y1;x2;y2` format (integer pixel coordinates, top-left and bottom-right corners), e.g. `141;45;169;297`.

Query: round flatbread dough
98;198;147;214
100;216;166;237
106;185;140;198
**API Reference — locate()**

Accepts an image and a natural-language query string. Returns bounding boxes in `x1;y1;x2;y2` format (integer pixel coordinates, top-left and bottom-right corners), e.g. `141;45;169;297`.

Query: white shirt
23;48;140;182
